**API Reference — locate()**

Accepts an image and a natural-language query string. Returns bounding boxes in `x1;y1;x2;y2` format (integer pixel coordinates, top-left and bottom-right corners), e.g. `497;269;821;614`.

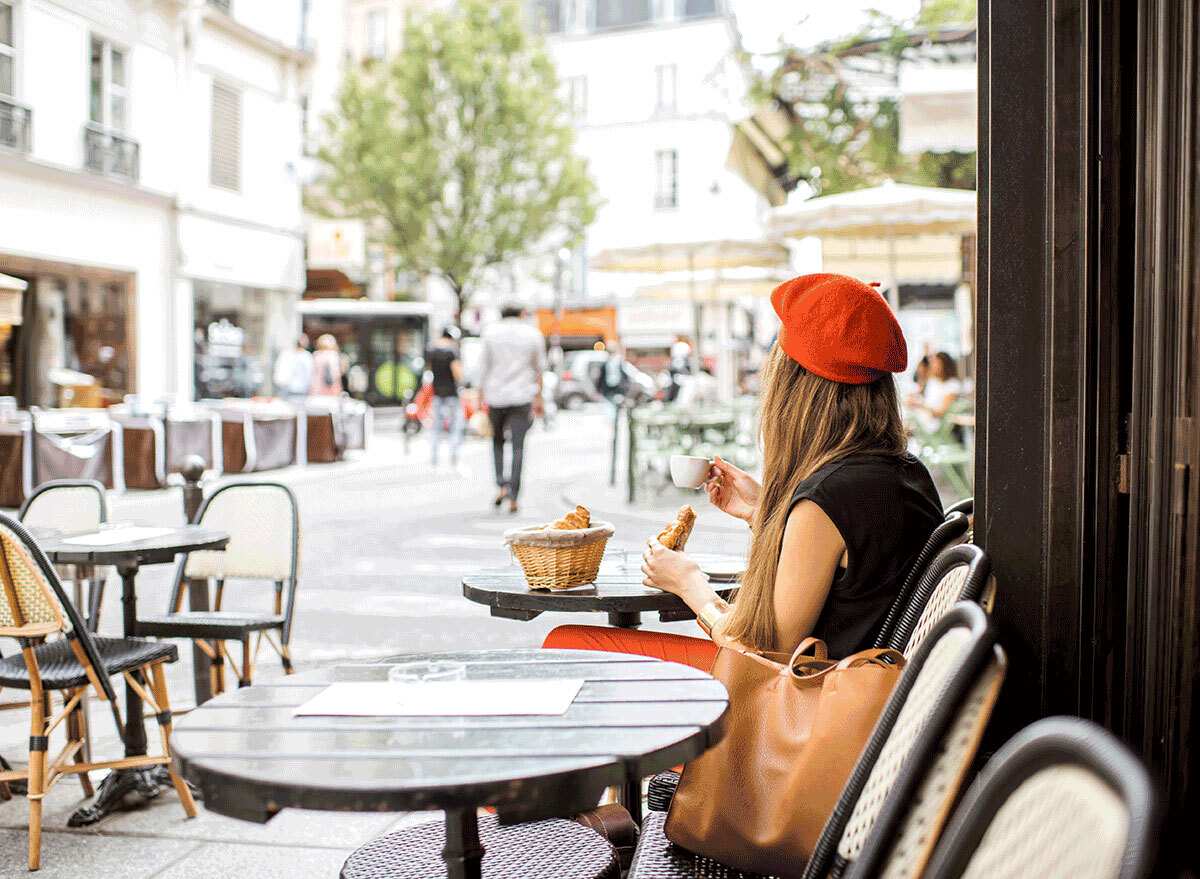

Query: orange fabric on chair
543;625;718;673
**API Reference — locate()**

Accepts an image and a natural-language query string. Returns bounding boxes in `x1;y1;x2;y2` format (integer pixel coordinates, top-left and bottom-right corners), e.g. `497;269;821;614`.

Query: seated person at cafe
546;273;944;661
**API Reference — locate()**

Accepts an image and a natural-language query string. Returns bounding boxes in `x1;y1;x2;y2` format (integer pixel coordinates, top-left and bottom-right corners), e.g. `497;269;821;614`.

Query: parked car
555;351;658;409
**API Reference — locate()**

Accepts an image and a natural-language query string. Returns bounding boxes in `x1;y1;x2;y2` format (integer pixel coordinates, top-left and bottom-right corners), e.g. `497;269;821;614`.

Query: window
210;81;242;191
594;0;652;31
365;10;387;60
566;75;587;118
655;63;677;113
681;0;719;18
89;37;127;131
654;149;677;209
0;2;14;97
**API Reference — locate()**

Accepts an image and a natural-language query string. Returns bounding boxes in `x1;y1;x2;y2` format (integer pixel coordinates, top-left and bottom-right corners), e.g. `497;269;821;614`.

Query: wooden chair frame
0;512;195;870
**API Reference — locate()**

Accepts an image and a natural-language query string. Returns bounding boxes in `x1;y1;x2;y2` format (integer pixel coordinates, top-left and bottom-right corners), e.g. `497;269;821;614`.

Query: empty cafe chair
0;512;195;870
894;544;993;657
18;479;109;628
135;482;300;692
921;716;1159;879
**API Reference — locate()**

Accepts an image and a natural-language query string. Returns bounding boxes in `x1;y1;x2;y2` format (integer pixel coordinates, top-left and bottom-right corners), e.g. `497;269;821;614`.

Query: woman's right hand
706;455;759;523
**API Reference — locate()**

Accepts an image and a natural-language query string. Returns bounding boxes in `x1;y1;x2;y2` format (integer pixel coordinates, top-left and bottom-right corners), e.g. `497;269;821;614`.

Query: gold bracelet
697;600;729;636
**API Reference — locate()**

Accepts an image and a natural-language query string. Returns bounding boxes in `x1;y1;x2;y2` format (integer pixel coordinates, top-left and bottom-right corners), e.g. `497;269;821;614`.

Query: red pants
542;625;718;673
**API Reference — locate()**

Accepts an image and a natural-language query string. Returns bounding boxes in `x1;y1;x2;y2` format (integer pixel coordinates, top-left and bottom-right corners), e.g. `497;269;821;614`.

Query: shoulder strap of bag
836;648;906;669
789;637;828;664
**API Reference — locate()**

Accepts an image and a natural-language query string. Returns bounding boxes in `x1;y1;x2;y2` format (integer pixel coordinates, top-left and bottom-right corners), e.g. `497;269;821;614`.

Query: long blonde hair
723;345;908;651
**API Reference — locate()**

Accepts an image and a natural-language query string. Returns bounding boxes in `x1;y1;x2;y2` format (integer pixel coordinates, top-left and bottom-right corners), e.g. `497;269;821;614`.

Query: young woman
544;273;944;661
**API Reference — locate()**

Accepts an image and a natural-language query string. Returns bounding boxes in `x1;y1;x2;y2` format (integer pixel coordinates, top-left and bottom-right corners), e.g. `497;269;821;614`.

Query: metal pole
181;455;214;705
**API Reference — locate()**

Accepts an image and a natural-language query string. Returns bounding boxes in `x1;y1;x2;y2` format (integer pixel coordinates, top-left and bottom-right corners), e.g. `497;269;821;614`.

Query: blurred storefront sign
307;219;367;271
618;299;692;350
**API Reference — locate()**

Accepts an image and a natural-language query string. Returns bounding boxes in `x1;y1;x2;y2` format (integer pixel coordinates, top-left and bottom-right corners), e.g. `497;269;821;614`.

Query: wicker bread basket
504;521;615;589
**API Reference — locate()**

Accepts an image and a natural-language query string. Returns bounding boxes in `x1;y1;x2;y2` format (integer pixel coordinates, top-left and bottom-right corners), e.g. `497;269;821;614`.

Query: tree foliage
750;1;976;195
314;0;598;318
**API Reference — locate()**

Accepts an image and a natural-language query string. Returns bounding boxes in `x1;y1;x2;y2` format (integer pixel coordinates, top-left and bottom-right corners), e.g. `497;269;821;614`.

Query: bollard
180;454;214;704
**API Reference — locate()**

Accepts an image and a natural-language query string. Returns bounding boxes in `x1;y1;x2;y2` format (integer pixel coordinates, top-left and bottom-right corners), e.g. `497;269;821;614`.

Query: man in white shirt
478;303;546;513
273;334;314;403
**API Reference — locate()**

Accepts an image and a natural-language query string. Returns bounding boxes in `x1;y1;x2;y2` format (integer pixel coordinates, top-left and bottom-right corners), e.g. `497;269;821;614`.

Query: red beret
771;273;907;384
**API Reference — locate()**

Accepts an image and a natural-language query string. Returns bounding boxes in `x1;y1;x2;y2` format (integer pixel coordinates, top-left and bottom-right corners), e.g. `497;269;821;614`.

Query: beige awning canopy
590;238;790;274
770;180;977;238
635;272;790;304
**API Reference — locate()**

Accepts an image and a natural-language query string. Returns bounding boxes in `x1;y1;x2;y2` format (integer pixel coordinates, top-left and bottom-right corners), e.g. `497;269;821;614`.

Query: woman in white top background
910;351;963;432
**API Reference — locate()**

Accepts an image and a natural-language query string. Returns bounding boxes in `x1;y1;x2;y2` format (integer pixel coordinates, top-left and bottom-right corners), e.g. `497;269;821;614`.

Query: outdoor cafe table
35;524;229;826
169;648;730;879
462;553;742;629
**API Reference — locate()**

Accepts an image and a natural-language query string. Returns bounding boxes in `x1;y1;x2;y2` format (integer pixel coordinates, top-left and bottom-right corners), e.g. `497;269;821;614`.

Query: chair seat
628;812;774;879
341;813;619;879
136;612;285;639
0;636;178;690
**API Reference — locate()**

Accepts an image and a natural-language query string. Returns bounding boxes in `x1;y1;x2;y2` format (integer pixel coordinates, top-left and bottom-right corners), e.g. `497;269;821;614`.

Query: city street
0;408;749;878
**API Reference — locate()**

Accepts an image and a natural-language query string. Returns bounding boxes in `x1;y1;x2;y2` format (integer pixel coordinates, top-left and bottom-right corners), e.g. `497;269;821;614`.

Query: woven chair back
922;717;1159;879
183;482;298;582
874;512;970;649
846;648;1007;879
898;545;991;657
18;479;107;537
0;517;69;634
801;603;999;879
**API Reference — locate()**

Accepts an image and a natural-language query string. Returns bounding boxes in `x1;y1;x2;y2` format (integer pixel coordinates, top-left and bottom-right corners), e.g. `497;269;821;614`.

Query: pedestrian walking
310;334;344;397
273;334;313;403
426;327;465;472
478;302;547;514
597;342;629;422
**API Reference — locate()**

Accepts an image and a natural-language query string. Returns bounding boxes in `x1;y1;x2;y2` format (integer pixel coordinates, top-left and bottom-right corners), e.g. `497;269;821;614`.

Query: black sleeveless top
788;454;943;659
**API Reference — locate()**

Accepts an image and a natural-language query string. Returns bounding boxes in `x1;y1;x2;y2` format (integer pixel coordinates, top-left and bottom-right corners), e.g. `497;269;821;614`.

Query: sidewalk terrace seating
0;396;372;507
626;402;759;500
911;398;975;499
109;400;222;489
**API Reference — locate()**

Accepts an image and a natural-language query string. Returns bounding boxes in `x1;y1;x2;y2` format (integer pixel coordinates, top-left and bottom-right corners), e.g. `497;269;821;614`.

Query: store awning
899;62;978;155
591;238;790;274
725;105;797;207
770;180;976;239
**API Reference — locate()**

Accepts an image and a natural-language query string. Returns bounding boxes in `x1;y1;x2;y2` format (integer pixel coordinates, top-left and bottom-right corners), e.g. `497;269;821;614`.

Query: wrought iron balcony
0;97;31;154
83;123;140;182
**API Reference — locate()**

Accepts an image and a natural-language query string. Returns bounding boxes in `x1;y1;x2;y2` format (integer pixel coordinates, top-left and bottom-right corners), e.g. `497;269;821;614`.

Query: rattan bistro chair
135;482;299;693
895;544;993;657
628;604;1003;879
922;717;1159;879
873;512;970;650
18;479;109;628
0;512;195;870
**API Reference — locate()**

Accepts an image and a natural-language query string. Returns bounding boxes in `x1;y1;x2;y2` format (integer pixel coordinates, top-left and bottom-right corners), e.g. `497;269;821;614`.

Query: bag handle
788;638;828;666
836;648;906;670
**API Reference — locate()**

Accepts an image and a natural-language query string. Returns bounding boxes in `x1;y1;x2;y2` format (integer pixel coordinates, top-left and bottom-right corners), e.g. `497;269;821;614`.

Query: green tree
315;0;598;320
750;1;977;195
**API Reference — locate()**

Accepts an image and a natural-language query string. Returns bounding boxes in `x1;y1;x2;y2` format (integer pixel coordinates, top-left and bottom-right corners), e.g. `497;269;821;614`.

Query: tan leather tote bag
665;639;904;878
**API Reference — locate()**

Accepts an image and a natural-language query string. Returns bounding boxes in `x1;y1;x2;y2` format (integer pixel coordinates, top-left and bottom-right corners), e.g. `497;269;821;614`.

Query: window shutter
210;82;242;191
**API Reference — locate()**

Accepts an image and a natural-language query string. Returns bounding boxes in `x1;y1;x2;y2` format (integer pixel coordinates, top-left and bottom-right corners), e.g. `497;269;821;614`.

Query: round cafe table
170;648;729;879
462;553;742;629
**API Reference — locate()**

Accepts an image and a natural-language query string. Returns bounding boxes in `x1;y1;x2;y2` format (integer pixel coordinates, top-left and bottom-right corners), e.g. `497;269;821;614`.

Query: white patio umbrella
769;180;976;310
591;239;791;399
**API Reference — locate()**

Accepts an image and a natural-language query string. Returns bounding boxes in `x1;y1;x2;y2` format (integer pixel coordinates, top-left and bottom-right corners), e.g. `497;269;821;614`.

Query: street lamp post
550;247;572;374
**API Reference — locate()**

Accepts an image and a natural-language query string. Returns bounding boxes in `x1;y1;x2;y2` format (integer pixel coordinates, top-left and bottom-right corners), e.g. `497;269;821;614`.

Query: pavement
0;406;750;878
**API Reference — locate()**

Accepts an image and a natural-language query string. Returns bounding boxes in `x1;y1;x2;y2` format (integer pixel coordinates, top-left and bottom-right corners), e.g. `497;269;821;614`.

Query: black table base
68;765;173;827
443;807;485;879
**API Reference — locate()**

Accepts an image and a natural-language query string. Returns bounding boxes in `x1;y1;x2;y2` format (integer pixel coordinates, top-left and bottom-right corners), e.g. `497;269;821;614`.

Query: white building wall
0;0;310;401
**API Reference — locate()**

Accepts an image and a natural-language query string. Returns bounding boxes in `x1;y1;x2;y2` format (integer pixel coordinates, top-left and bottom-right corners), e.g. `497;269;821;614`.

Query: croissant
657;505;696;550
548;505;591;530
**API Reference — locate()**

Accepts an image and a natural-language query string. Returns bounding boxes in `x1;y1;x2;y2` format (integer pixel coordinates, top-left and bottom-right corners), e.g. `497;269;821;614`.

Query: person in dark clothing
425;327;464;471
546;272;943;662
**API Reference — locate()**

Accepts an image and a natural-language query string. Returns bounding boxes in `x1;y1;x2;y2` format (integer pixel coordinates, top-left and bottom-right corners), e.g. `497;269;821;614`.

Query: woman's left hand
641;539;702;598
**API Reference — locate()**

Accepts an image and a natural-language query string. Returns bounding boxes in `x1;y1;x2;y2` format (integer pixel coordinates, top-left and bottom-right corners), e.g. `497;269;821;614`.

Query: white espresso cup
670;454;712;489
